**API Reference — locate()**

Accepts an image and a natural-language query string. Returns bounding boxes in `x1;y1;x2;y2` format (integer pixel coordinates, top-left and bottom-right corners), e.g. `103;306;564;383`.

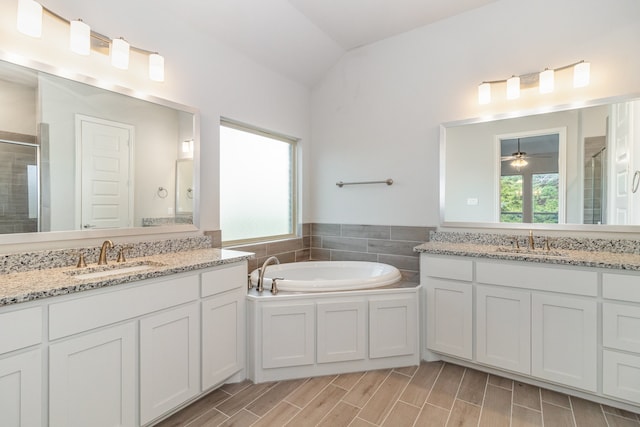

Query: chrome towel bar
336;178;393;188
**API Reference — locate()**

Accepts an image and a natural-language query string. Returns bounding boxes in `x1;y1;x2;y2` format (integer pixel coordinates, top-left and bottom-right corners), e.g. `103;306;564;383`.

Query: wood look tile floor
155;362;640;427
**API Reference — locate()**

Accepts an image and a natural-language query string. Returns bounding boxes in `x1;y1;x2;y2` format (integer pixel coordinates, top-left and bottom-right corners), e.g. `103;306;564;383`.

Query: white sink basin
67;262;165;280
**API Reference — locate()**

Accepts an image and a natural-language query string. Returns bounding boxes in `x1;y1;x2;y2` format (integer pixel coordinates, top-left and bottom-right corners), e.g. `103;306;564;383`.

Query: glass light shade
506;76;520;100
478;83;491;105
574;61;590;88
149;53;165;82
111;38;130;70
539;69;554;94
511;157;528;168
69;20;90;55
17;0;43;38
182;140;193;153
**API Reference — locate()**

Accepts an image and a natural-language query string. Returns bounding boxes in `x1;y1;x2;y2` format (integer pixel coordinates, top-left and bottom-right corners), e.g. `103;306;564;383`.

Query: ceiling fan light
511;157;528;168
539;69;554;94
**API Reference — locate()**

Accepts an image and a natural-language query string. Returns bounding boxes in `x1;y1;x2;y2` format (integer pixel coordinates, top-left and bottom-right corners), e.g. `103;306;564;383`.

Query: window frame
219;118;298;246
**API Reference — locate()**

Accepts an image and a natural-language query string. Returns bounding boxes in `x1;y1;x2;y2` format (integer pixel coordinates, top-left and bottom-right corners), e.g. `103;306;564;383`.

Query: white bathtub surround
247;283;420;383
249;261;402;292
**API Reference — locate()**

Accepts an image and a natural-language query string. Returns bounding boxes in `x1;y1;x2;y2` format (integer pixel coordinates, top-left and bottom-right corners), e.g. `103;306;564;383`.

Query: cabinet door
140;303;200;425
603;350;640;404
50;323;136;427
202;289;245;390
317;300;366;363
370;295;417;359
0;349;42;427
262;304;315;369
476;286;531;374
426;278;472;359
531;294;597;392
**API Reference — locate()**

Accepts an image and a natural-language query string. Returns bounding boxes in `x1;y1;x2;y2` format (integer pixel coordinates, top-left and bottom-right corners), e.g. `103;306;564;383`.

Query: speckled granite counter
414;241;640;271
0;248;253;306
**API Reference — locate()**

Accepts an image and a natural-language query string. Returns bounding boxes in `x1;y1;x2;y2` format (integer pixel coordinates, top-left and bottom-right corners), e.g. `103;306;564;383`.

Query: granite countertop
0;248;253;307
414;241;640;271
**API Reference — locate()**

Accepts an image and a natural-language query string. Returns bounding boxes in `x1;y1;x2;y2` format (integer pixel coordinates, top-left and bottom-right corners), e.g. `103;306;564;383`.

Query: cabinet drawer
201;262;246;297
0;306;42;355
603;303;640;353
422;256;472;281
476;261;597;296
603;273;640;303
603;350;640;404
49;274;199;340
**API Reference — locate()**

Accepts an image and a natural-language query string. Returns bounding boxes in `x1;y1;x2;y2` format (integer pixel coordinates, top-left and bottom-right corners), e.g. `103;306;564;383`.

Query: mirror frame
440;93;640;233
0;51;201;246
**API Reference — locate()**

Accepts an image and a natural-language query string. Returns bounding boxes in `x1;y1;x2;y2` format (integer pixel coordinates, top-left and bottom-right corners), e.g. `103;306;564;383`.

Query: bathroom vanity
0;248;251;427
416;241;640;414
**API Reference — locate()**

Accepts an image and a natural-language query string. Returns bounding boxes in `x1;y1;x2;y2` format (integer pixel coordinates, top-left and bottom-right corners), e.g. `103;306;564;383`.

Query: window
220;119;297;244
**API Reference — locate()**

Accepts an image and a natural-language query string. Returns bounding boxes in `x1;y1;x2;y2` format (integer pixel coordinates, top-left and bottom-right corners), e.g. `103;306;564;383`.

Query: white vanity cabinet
421;253;637;411
0;306;43;427
201;263;247;390
0;259;248;427
602;273;640;404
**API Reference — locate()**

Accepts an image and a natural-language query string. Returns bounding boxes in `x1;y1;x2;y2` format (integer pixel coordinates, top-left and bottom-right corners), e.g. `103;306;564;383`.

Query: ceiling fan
500;138;553;167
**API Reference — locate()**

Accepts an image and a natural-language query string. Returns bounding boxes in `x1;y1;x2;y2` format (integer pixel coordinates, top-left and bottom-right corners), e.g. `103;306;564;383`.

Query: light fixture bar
478;60;590;104
17;2;165;82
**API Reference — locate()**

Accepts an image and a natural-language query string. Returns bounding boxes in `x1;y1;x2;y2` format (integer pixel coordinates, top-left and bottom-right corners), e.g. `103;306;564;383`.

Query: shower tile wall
0;142;37;233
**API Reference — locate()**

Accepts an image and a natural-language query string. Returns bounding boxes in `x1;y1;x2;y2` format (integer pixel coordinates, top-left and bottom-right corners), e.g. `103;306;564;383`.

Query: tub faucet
98;240;113;265
528;230;535;250
257;256;280;292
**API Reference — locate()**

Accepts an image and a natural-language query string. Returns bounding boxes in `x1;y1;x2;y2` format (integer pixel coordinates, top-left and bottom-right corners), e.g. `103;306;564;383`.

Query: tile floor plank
285;385;346;426
358;372;412;425
542;401;575;427
571;396;608;427
457;368;488;405
154;388;231;427
478;384;512;427
343;369;391;408
604;413;640;427
513;382;541;411
332;372;366;391
426;363;465;410
250;401;299;427
488;374;513;391
415;403;450;427
215;383;274;417
399;361;442;407
218;409;259;427
511;404;543;427
541;388;571;409
381;401;420;427
446;399;482;427
284;375;336;408
245;378;307;416
316;401;360;427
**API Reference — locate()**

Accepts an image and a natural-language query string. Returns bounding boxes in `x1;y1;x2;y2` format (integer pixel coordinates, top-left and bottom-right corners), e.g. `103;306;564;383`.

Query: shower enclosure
584;145;607;224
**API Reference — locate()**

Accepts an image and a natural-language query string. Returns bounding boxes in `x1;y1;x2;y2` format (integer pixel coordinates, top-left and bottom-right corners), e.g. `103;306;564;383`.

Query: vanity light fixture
539;68;554;94
478;60;590;104
110;37;130;69
69;19;90;55
506;76;520;100
15;0;165;82
182;139;194;154
16;0;43;38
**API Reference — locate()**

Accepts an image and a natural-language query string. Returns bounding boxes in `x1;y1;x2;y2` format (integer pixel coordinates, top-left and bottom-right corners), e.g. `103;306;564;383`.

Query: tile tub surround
0;246;253;306
0;235;212;275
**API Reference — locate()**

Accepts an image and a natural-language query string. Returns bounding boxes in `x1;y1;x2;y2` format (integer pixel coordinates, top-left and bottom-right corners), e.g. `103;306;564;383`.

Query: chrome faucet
528;230;535;250
257;256;280;292
98;240;113;265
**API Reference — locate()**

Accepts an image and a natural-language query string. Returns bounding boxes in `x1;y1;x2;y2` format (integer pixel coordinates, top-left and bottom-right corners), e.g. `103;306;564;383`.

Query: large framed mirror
441;94;640;231
0;54;199;244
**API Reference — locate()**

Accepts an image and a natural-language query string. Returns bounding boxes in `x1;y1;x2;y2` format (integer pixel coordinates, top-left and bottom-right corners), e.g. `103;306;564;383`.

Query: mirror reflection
442;97;640;226
0;59;196;234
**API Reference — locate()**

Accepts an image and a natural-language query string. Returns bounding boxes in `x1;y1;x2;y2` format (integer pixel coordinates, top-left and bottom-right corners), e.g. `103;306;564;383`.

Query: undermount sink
494;247;569;258
66;261;166;280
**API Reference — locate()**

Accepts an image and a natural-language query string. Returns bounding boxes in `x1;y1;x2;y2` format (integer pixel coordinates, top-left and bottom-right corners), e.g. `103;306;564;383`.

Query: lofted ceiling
42;0;499;87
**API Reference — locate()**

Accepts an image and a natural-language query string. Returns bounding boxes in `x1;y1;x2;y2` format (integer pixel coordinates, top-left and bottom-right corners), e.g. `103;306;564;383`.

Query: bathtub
249;261;402;292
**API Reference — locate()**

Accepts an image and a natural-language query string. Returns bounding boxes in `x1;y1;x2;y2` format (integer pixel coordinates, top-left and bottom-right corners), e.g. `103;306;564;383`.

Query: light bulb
574;61;590;88
111;37;130;70
478;83;491;105
17;0;43;38
506;76;520;100
149;53;165;82
70;19;90;55
539;69;554;94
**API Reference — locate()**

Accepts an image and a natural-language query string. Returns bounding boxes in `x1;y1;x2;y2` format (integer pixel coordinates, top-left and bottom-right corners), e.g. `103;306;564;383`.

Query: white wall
0;78;36;135
310;0;640;228
0;0;310;249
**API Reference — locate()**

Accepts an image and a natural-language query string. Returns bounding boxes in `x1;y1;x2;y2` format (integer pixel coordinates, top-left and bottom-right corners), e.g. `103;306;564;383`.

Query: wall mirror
0;55;199;243
441;95;640;230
